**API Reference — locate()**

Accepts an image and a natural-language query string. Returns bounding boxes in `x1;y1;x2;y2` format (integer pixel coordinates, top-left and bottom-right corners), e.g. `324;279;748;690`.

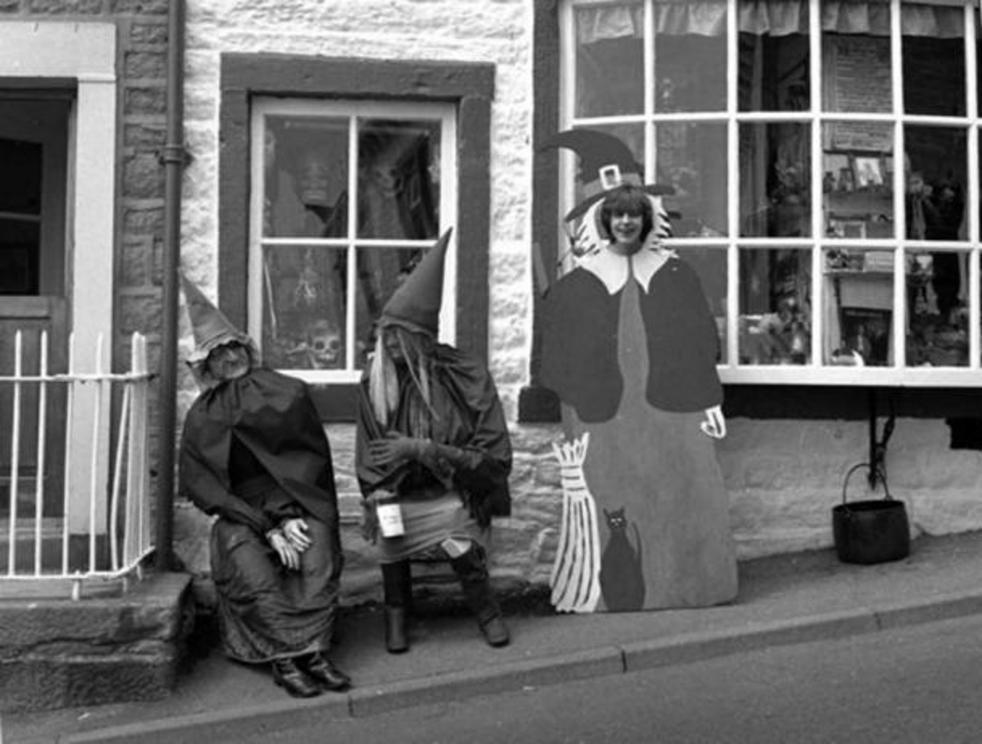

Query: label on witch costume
377;499;405;537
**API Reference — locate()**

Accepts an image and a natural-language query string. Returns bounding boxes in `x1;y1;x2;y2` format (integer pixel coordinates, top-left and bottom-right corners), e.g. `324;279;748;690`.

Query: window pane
907;249;969;367
824;248;893;366
354;245;427;369
679;246;728;363
658;123;727;237
357;119;441;240
740;123;812;237
261;245;348;370
903;10;965;116
905;126;966;242
573;0;643;117
739;1;809;112
739;248;811;365
823;122;894;240
0;137;42;295
262;116;349;239
653;0;726;112
822;33;892;113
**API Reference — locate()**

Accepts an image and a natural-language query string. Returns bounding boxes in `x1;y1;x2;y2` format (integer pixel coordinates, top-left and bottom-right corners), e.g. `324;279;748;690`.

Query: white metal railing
0;330;153;599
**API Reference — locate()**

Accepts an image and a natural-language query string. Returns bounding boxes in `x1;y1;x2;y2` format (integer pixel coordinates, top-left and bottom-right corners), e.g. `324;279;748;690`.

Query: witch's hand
368;432;426;466
267;528;301;570
281;518;312;552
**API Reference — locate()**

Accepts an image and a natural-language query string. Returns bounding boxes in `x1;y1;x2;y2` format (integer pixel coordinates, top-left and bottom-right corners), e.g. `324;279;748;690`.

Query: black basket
832;463;910;565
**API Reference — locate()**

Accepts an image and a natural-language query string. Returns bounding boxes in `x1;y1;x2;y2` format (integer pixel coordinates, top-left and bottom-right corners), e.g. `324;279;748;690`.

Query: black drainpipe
156;0;187;571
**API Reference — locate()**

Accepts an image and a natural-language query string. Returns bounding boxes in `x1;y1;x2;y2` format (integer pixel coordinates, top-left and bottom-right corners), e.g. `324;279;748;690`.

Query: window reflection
740;123;812;238
262;245;348;371
739;248;811;365
262;116;349;239
824;248;894;367
573;0;644;117
822;122;894;240
738;2;809;112
680;246;728;364
659;123;727;237
907;250;969;367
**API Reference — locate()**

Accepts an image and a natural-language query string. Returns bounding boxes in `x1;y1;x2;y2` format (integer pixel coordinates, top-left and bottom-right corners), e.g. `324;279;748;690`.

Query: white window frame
560;0;982;387
249;98;458;384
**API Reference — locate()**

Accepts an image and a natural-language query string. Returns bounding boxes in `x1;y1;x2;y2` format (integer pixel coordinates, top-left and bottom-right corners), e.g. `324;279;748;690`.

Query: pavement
8;530;982;744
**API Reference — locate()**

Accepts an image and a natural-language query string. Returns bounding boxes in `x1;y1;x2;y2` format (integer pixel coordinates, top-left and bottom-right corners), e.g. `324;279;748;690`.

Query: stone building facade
4;0;982;610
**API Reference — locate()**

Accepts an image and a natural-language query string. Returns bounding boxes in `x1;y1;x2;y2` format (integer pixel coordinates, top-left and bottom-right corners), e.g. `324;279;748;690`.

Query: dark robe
540;256;722;422
356;343;512;529
179;367;343;662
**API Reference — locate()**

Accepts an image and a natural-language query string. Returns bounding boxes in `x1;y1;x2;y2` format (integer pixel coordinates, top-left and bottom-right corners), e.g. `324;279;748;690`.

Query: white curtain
575;1;968;41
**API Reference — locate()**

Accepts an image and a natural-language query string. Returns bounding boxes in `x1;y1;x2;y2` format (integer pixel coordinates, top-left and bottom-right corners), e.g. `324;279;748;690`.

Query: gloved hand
368;432;427;466
267;528;301;570
281;517;311;552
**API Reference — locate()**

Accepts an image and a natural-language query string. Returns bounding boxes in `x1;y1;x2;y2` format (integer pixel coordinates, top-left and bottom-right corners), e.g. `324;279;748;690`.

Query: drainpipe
156;0;187;571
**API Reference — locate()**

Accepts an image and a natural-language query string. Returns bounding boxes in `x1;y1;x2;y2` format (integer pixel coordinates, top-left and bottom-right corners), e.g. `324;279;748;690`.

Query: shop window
547;0;982;389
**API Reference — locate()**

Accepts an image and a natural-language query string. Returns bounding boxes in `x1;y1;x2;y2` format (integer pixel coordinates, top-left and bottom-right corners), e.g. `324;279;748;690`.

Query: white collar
580;246;674;294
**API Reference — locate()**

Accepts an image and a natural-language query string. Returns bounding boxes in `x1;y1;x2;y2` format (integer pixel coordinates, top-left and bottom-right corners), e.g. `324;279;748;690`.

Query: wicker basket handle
841;462;893;504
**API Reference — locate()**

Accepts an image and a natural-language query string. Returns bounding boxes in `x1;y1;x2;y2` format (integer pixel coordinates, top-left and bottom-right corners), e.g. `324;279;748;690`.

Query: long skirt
210;515;342;663
376;489;485;564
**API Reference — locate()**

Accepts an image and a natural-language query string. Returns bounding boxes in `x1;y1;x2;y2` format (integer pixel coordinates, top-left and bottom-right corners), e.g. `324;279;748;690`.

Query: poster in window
823;36;892;152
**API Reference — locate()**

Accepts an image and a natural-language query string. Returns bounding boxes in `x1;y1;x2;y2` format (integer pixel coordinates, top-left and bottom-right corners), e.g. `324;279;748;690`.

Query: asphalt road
233;614;982;744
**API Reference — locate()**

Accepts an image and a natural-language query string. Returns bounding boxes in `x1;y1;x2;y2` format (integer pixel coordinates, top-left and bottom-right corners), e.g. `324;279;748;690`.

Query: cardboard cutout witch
540;129;737;612
177;275;350;698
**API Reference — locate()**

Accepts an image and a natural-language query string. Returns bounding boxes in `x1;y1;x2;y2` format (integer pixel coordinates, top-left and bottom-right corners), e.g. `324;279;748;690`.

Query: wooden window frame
220;53;494;420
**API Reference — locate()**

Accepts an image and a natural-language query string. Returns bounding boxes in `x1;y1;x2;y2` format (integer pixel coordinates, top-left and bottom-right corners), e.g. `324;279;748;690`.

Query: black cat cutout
599;506;645;611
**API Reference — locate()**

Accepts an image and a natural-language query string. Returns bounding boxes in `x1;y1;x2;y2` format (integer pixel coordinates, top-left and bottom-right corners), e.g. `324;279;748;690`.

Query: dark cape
540;256;722;423
179;367;342;663
356;343;512;527
179;368;340;533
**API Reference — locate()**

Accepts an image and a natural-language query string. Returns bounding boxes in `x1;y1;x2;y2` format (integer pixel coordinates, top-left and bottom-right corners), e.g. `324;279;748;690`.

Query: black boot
381;560;412;653
272;657;323;698
450;544;510;648
301;652;351;691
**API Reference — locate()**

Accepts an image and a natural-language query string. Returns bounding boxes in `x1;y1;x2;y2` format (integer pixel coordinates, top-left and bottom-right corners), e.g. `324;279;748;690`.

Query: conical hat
539;128;674;222
180;272;253;362
380;228;452;336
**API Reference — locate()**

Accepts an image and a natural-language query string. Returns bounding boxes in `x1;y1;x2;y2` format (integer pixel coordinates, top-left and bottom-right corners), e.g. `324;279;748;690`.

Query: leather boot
381;560;412;653
272;657;323;698
450;544;510;648
301;652;351;691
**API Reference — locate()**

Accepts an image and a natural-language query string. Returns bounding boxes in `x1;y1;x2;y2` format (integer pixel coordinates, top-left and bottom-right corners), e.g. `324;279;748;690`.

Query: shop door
0;94;71;517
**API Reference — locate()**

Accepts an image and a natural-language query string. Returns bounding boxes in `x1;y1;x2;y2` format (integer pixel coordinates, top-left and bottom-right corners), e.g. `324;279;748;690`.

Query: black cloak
356;343;512;527
540;256;723;423
179;367;339;534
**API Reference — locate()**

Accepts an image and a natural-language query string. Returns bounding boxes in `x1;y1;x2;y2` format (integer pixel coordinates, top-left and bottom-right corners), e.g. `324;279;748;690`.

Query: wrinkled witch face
205;342;251;381
306;319;342;368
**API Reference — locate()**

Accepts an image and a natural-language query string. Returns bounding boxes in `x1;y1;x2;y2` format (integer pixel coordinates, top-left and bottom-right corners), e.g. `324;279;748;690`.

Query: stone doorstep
0;572;193;714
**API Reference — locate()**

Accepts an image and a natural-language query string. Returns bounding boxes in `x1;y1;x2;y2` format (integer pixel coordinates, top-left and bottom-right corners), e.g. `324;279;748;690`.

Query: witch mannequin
355;229;514;653
540;130;737;612
177;274;350;698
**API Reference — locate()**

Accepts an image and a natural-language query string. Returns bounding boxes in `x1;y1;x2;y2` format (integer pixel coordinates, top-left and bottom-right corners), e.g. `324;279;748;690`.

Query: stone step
0;571;193;713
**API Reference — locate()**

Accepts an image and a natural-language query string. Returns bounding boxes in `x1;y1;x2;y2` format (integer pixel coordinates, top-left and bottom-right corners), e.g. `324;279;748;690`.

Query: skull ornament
306;319;342;368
